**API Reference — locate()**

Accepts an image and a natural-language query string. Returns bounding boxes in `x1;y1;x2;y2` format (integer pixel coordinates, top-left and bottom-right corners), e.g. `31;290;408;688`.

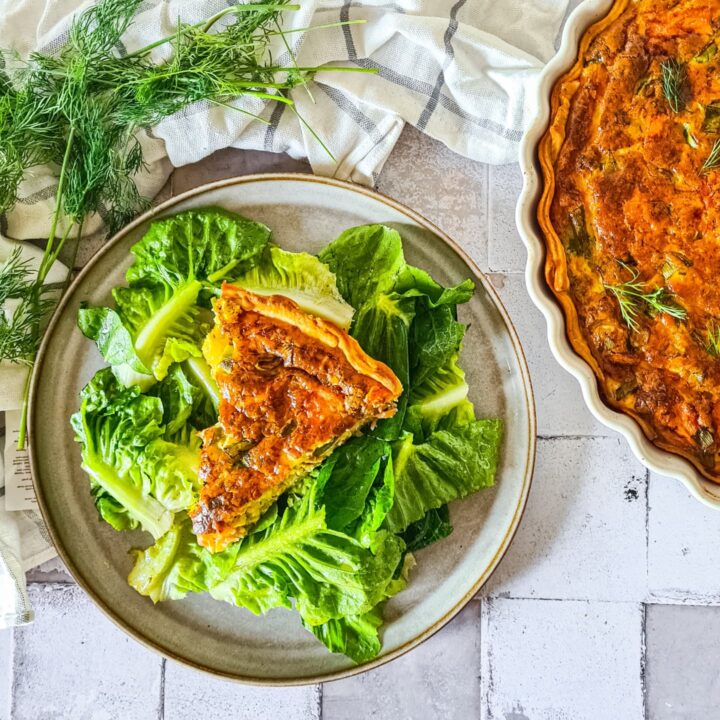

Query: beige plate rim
29;172;536;686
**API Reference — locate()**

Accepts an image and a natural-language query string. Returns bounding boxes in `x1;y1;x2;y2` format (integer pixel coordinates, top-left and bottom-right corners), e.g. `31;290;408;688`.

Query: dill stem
44;221;75;273
38;126;75;285
17;126;75;449
124;3;300;59
268;19;367;36
16;367;32;450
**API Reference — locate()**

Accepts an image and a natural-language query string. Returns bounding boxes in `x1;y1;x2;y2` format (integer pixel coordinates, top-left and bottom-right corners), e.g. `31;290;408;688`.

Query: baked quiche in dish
538;0;720;479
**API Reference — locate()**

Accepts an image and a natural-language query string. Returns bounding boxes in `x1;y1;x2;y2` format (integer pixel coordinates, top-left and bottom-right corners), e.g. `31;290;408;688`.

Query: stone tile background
5;5;720;711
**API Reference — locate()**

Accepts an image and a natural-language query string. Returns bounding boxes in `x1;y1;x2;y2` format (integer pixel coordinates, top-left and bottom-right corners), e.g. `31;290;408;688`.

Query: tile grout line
158;658;166;720
484;164;492;272
645;467;650;597
7;627;15;720
316;682;323;720
640;602;649;720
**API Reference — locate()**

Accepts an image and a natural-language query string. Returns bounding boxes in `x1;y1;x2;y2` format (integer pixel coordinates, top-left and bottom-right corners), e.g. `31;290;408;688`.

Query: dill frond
0;248;56;364
702;323;720;357
604;262;687;331
702;138;720;173
661;59;689;114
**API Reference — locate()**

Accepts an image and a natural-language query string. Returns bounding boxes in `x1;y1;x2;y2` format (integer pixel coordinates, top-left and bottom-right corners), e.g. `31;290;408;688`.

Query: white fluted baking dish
516;0;720;508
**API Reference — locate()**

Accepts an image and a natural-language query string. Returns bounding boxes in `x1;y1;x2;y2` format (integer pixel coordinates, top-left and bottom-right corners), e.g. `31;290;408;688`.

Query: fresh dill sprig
702;138;720;173
0;248;56;364
661;59;689;113
0;0;373;447
604;262;687;331
701;323;720;357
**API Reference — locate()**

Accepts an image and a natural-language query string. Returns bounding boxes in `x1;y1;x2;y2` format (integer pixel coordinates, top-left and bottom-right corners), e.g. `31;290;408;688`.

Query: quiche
190;283;403;551
538;0;720;478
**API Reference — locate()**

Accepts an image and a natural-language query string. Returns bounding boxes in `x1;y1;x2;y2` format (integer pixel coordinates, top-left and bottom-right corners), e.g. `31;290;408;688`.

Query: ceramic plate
30;174;535;684
516;0;720;510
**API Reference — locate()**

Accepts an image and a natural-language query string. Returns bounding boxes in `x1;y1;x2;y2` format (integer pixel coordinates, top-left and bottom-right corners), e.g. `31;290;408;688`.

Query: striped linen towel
0;0;568;627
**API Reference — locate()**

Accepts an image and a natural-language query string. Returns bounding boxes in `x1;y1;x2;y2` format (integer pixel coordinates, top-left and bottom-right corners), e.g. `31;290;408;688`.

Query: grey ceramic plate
29;174;535;684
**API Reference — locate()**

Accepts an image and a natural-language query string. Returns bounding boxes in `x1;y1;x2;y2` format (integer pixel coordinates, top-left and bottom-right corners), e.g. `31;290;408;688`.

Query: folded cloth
0;0;569;626
0;240;63;629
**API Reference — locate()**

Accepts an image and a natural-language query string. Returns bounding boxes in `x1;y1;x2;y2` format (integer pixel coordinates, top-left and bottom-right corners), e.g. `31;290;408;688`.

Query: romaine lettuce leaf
404;353;472;440
131;478;405;626
410;305;466;387
303;606;384;664
79;208;269;385
210;481;405;624
319;437;388;532
318;224;405;309
126;207;270;288
305;551;415;663
384;419;503;534
394;265;475;308
401;505;453;552
351;293;416;440
71;368;204;537
71;369;172;538
77;305;154;390
234;245;354;329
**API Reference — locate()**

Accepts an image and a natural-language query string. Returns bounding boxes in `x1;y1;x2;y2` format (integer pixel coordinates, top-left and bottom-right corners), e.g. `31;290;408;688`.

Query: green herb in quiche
702;138;720;172
605;262;687;331
661;59;690;113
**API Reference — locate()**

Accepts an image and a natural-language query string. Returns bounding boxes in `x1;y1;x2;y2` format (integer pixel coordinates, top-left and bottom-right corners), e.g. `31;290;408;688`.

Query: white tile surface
488;164;526;273
486;437;647;601
323;600;482;720
163;660;320;720
481;598;644;720
488;273;607;437
646;604;720;719
12;585;162;720
376;126;489;270
25;556;73;584
648;473;720;604
0;630;11;720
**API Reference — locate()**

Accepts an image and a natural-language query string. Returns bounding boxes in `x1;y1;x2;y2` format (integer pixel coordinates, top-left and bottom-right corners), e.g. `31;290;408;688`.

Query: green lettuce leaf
234;245;354;328
79;208;269;384
130;479;405;626
404;353;472;440
401;505;453;552
319;437;388;532
305;552;415;662
71;368;204;536
384;419;503;534
77;305;154;390
394;265;475;308
351;293;415;440
318;224;405;309
71;369;172;538
126;207;270;288
210;481;405;624
303;606;384;664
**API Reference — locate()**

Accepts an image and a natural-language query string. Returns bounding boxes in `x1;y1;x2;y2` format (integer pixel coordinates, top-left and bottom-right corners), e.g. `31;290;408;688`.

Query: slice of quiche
190;283;402;552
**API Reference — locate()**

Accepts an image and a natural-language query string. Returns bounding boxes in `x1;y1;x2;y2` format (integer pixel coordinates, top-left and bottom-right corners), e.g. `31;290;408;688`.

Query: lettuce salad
72;208;502;663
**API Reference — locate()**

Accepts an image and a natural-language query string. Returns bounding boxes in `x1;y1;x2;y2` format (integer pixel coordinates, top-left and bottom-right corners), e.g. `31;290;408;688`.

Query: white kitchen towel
1;0;569;240
0;0;569;627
